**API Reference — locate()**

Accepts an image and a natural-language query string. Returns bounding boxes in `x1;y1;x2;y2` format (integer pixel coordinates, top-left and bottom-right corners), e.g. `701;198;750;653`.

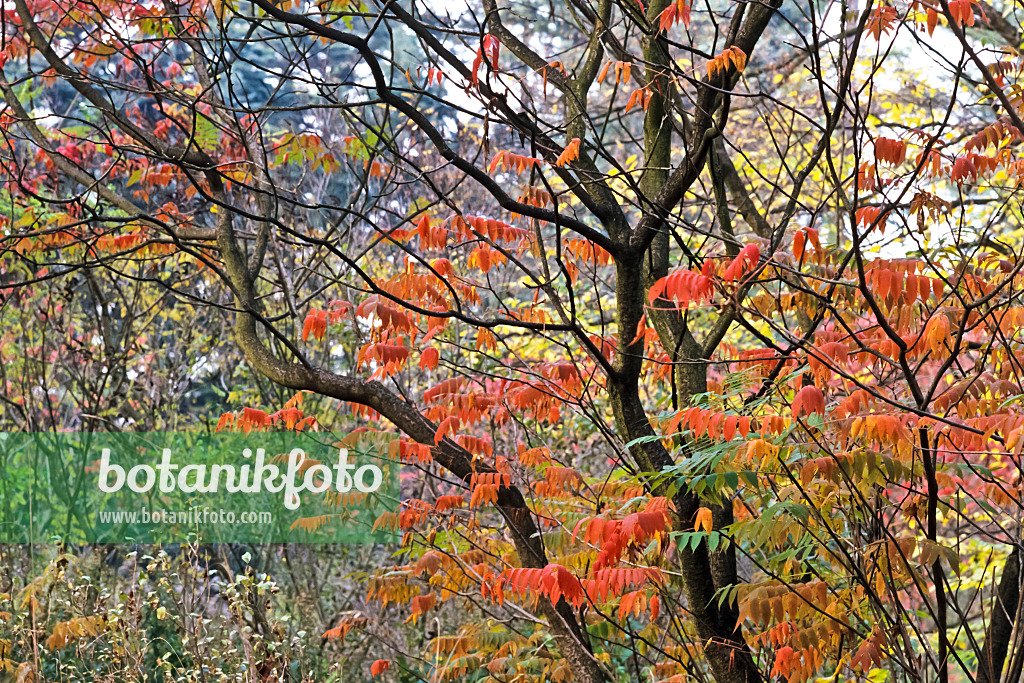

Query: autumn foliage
4;0;1024;680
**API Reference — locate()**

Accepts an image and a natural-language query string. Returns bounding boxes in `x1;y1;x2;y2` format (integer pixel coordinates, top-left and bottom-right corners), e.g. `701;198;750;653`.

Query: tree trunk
977;548;1021;683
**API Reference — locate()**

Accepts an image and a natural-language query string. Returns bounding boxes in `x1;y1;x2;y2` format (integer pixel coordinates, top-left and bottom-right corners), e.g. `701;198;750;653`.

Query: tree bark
977;548;1022;683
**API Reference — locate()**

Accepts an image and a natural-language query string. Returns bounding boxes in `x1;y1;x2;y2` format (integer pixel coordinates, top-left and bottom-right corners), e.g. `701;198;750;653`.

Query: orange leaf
419;347;440;371
555;138;581;167
694;506;713;533
866;5;898;39
435;416;460;444
792;385;825;418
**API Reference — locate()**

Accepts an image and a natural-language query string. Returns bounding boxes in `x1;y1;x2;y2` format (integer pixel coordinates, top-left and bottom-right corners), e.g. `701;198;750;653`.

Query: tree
3;0;1024;680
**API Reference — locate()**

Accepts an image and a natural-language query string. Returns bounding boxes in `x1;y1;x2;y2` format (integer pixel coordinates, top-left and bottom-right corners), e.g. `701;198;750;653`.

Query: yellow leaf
694;506;713;533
